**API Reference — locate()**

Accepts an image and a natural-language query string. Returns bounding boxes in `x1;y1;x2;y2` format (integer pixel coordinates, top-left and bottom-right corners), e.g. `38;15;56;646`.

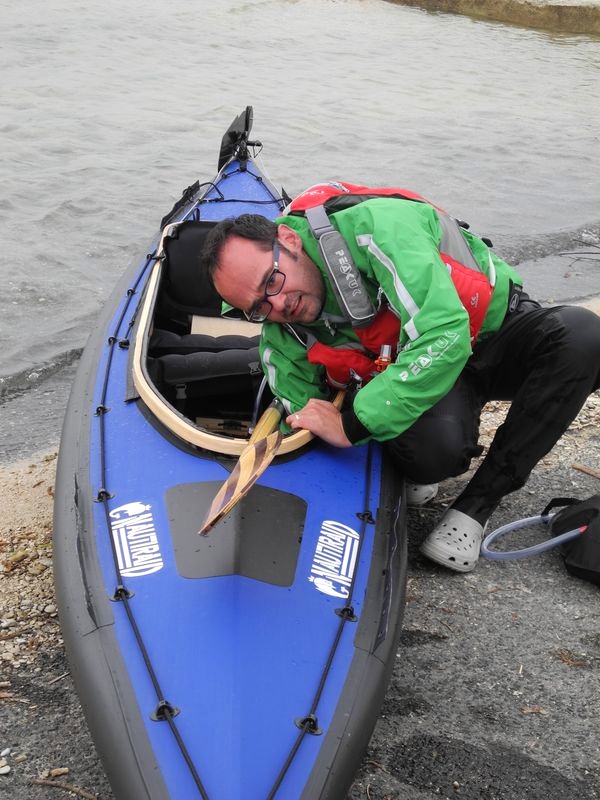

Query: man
200;192;600;573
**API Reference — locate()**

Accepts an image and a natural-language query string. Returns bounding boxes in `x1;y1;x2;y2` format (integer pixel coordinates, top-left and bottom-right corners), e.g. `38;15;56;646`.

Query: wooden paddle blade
198;399;284;535
198;430;282;535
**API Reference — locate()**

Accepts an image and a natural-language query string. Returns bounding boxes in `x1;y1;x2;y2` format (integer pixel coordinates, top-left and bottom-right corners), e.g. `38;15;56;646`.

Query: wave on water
0;348;82;404
38;198;108;226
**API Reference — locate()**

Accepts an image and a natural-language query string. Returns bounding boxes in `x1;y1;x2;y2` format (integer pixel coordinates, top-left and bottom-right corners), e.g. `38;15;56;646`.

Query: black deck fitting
151;700;180;721
294;714;322;736
335;606;357;622
111;585;134;602
357;510;375;524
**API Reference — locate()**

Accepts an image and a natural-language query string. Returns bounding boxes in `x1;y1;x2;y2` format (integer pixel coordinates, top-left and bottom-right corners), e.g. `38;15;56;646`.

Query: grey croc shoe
420;508;484;572
406;482;439;506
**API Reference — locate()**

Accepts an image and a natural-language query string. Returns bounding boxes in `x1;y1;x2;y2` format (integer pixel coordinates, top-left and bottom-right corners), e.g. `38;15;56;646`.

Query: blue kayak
53;107;407;800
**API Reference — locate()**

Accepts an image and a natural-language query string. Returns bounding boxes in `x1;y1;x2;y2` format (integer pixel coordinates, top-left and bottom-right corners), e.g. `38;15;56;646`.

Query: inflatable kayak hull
53;107;407;800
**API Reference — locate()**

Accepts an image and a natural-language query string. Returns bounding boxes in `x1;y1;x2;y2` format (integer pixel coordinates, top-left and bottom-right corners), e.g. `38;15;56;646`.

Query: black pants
386;299;600;524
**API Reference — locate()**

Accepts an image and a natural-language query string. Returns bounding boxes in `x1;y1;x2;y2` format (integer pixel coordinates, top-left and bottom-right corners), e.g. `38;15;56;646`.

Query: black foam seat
150;220;263;396
149;328;261;357
152;348;262;394
158;220;223;323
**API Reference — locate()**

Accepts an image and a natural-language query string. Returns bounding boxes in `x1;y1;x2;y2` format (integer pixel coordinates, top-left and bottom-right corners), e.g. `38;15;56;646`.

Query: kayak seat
150;348;262;393
157;219;235;328
149;328;261;357
148;315;263;393
149;219;267;430
148;345;264;436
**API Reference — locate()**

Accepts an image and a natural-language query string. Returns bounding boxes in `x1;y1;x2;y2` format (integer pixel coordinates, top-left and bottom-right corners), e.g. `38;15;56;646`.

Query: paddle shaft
249;399;284;443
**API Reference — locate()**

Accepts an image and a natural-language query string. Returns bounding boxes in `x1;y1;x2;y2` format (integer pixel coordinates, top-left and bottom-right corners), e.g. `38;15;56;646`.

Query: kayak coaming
130;219;316;456
53;116;408;800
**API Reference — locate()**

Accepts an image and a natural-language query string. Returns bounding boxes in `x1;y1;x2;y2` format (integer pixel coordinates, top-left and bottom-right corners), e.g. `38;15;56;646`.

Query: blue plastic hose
481;514;585;561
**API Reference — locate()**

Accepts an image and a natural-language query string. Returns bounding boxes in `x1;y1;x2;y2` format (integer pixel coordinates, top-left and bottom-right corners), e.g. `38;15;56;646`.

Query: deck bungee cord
183;164;286;224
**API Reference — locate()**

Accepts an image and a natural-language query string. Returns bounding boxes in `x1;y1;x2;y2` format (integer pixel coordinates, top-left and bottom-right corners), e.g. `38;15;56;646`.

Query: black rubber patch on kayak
166;481;306;585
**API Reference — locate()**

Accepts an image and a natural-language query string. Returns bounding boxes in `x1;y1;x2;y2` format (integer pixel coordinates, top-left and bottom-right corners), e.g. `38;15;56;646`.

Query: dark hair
200;214;278;280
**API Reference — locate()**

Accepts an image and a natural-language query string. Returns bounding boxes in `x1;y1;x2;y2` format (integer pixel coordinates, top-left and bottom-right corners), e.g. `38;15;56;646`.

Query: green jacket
260;197;522;443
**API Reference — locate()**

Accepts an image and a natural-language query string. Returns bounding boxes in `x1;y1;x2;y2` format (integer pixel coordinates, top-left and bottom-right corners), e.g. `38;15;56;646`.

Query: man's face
213;225;325;324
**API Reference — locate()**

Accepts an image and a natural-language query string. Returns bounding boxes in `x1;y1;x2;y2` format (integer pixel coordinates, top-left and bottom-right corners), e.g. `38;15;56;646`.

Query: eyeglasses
245;239;286;323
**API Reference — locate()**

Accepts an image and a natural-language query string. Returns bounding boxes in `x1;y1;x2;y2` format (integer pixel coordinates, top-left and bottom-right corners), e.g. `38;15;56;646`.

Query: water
1;0;599;456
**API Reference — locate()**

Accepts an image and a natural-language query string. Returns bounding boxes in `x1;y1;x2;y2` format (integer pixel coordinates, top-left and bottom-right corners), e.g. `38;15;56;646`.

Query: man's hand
286;398;352;448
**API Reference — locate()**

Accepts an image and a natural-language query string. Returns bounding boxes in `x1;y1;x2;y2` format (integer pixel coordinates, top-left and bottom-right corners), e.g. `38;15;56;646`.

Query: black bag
542;494;600;586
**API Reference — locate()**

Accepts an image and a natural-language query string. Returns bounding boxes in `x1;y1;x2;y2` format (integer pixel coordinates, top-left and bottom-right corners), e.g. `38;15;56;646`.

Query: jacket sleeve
338;199;474;442
259;322;330;414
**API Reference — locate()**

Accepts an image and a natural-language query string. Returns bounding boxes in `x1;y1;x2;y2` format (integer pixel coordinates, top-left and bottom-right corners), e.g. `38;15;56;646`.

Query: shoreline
385;0;600;35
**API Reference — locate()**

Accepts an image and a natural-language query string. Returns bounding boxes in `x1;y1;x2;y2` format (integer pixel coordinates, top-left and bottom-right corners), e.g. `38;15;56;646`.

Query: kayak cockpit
131;218;314;456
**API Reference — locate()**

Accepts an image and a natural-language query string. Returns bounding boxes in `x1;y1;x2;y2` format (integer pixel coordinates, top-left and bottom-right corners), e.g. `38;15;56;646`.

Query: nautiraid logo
109;502;164;578
308;520;360;598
